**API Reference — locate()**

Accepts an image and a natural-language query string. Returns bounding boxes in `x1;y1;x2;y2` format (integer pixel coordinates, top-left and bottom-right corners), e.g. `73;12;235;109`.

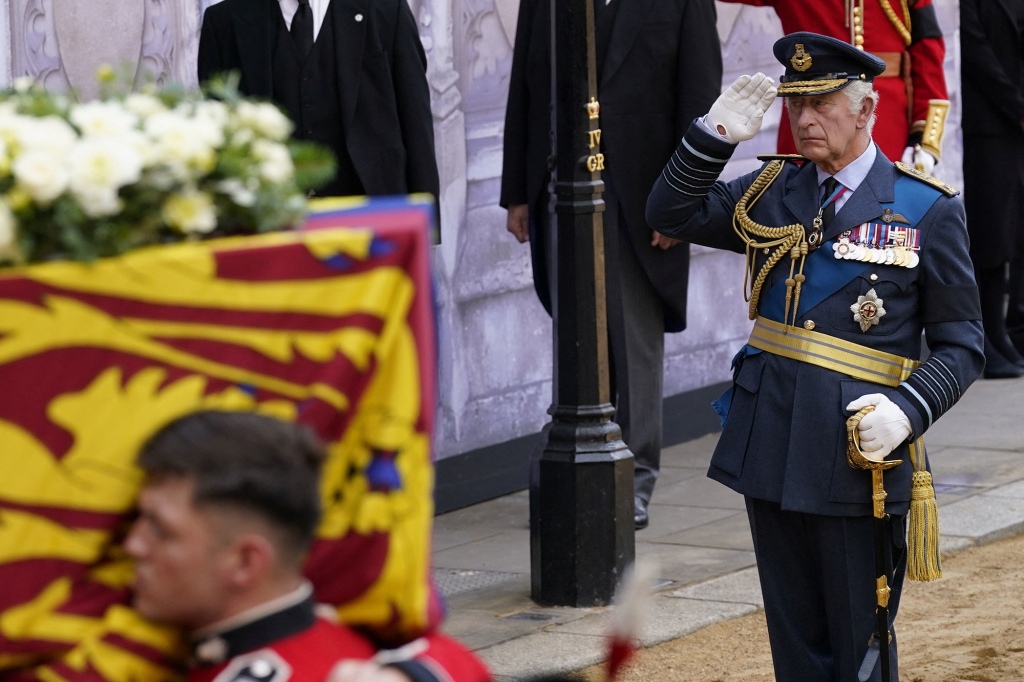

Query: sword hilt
847;406;903;519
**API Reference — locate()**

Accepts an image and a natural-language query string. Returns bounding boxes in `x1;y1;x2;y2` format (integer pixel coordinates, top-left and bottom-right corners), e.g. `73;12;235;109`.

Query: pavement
430;376;1024;680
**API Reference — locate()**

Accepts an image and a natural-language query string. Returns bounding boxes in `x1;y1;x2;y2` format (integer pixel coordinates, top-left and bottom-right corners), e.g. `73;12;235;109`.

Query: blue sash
714;173;945;425
758;174;944;323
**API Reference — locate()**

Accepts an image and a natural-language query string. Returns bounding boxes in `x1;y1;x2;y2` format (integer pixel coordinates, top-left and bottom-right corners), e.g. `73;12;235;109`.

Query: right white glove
706;73;778;144
846;393;913;462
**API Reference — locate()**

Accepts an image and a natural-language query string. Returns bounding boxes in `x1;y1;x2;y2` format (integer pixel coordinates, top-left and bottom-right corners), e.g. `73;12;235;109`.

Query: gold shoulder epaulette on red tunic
894;161;959;196
756;153;807;163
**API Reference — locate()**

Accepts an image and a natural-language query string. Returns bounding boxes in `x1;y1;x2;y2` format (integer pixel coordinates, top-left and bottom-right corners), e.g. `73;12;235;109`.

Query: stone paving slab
549;596;756;647
938;484;1024;544
478;631;606;680
668;566;763;608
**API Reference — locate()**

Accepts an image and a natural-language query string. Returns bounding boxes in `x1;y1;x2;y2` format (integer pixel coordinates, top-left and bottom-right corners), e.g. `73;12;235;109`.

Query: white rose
12;76;35;93
16;116;78;157
146;111;218;179
120;129;158;168
70;101;139;138
0;112;27;149
68;138;143;192
252;103;292;141
72;184;123;218
173;103;225;149
12;150;69;204
233;101;293;141
216;178;257;207
124;93;167;118
193;100;230;131
162;189;218;234
252;140;294;183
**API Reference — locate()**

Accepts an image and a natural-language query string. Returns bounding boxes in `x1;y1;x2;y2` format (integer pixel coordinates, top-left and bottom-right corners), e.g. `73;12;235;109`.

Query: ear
223;533;276;590
856;95;875;130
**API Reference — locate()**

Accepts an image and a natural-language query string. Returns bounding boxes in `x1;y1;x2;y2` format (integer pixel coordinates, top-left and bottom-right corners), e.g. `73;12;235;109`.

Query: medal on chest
833;219;920;268
851;287;886;332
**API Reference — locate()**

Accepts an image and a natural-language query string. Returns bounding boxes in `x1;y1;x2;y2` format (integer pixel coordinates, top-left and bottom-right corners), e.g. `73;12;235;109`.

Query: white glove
706;73;778;144
846;394;912;462
901;145;937;176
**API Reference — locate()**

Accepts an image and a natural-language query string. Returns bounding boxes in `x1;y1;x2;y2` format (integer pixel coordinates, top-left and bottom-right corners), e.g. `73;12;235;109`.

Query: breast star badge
851;288;886;332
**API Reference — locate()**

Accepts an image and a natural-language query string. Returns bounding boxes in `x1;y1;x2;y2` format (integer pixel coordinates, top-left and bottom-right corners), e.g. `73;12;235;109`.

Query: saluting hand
706;73;778;144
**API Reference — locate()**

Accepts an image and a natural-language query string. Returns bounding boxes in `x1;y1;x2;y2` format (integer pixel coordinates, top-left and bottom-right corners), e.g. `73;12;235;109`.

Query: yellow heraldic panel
0;214;441;679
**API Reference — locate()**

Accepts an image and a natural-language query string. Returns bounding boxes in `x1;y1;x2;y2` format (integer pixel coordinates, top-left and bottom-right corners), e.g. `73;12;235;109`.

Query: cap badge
791;44;813;72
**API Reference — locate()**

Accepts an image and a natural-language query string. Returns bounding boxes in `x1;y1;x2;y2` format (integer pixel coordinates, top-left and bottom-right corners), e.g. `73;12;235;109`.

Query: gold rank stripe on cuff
747;316;920;387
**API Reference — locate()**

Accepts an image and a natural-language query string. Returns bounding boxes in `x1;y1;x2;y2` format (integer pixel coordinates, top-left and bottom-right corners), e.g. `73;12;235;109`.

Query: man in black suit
198;0;440;234
961;0;1024;375
500;0;722;529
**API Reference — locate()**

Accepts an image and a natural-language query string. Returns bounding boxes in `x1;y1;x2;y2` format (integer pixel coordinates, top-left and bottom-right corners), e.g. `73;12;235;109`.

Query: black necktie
291;0;314;59
820;177;841;231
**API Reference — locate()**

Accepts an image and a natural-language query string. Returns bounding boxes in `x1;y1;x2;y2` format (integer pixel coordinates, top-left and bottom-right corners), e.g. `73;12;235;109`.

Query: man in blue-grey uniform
646;33;984;682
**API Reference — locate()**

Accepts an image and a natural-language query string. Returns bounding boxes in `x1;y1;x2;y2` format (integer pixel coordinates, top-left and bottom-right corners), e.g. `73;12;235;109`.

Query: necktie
820;176;841;231
808;177;841;251
291;0;314;59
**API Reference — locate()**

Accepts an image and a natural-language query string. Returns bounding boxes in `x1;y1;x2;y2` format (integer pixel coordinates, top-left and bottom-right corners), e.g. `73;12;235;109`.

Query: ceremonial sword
847;406;902;682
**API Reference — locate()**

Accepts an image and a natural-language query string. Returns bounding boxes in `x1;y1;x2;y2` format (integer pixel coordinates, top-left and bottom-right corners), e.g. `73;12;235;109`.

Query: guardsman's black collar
189;582;316;667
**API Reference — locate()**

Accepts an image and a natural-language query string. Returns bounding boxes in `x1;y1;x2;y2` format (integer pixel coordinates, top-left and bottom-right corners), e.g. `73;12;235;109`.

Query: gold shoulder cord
732;160;809;329
877;0;912;46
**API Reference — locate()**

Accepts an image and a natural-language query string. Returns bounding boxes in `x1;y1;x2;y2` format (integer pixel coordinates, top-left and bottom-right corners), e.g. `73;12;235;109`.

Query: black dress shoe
634;497;649;530
983;343;1024;379
1010;329;1024;357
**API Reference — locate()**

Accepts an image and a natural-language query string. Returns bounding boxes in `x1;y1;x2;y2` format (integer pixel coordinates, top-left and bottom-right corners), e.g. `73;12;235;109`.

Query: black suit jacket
960;0;1024;137
198;0;440;207
500;0;722;326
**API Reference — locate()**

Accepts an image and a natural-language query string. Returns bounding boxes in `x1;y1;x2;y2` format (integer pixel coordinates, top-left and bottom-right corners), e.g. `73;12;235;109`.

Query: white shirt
279;0;331;41
816;142;876;213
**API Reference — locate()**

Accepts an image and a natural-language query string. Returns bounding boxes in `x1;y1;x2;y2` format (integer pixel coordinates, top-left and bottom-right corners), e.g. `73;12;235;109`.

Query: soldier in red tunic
721;0;950;174
125;411;490;682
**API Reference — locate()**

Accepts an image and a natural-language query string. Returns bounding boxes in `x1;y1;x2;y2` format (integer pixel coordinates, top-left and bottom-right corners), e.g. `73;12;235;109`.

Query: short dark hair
137;410;326;556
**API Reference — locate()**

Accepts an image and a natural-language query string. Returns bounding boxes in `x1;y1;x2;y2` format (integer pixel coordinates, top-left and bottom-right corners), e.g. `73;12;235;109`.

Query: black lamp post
530;0;635;607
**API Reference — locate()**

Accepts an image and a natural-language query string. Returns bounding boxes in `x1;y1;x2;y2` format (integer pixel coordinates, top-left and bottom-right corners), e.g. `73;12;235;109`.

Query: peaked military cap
773;32;886;97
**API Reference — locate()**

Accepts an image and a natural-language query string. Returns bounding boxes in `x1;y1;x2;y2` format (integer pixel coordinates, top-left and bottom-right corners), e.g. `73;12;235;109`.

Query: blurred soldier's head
774;32;885;173
125;410;325;630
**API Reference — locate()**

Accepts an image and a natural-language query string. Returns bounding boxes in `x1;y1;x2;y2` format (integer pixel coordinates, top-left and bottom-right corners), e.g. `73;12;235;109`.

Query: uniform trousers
602;178;667;504
746;497;907;682
528;179;667;504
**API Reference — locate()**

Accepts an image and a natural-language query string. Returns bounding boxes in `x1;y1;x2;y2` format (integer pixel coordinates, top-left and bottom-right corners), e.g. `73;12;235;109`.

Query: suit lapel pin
354;13;363;22
850;288;886;332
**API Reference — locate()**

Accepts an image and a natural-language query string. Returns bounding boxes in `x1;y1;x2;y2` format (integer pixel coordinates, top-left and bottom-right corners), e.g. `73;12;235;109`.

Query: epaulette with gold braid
894;161;959;196
756;153;807;163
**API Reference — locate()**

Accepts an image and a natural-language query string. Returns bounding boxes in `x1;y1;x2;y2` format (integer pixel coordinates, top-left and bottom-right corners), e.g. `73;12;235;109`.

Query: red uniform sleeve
907;0;949;131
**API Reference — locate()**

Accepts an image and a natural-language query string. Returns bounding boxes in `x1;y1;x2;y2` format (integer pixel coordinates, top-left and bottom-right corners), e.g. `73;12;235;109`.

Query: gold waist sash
746;316;920;387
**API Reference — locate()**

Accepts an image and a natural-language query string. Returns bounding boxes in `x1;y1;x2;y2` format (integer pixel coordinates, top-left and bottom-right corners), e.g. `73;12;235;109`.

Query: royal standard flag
0;196;440;681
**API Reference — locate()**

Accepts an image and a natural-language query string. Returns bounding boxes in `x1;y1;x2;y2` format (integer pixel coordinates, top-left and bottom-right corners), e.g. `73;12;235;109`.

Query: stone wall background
0;0;964;462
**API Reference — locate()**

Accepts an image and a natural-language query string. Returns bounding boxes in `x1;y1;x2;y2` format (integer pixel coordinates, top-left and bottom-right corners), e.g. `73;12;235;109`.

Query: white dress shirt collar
816;141;877;212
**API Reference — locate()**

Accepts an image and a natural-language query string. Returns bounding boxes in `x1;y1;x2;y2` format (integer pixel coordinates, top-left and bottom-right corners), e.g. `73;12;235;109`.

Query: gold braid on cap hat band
733;160;809;328
777;77;856;96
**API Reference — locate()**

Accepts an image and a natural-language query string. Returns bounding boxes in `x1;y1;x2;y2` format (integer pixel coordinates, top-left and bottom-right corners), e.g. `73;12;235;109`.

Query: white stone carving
53;0;145;100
